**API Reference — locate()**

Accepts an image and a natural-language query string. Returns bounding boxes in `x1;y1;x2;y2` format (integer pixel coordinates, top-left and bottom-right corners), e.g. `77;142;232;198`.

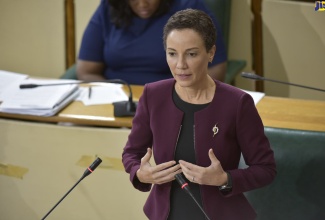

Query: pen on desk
88;87;92;99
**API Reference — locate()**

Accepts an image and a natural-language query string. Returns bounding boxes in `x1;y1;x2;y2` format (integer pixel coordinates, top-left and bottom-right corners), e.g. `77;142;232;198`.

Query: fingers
155;165;182;184
138;148;182;184
142;148;179;173
178;149;223;185
140;148;152;164
139;148;226;185
149;162;182;184
208;148;218;162
208;148;222;170
179;160;201;183
179;160;196;171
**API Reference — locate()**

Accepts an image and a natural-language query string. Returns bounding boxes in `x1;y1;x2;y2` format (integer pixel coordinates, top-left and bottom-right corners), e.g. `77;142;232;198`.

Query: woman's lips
177;74;191;80
137;10;150;17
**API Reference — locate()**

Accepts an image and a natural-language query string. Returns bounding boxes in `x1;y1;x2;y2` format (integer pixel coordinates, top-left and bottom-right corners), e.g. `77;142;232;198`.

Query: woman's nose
135;0;149;7
176;57;187;69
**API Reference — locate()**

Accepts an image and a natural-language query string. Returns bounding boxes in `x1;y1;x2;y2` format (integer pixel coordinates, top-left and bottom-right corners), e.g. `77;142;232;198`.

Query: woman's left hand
179;148;228;186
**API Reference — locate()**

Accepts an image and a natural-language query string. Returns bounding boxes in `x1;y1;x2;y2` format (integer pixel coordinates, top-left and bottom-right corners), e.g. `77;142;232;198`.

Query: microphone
19;82;84;89
19;79;138;117
81;157;102;179
174;174;211;220
41;157;102;220
241;72;325;92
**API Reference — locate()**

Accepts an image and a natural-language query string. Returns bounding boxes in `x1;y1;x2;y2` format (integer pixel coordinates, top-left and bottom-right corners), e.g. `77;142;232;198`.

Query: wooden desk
0;85;142;128
257;96;325;132
0;85;324;132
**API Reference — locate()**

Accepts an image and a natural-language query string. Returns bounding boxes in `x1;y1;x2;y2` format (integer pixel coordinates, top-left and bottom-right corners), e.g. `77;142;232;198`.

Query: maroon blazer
122;79;276;220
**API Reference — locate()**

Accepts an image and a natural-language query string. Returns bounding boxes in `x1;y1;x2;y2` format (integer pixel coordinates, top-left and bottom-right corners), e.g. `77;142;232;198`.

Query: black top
168;87;210;220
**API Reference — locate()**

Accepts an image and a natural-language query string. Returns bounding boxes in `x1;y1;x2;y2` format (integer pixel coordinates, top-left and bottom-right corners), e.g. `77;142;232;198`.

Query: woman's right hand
136;148;182;185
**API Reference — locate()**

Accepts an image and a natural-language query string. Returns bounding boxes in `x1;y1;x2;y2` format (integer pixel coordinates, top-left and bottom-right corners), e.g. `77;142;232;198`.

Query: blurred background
0;0;324;101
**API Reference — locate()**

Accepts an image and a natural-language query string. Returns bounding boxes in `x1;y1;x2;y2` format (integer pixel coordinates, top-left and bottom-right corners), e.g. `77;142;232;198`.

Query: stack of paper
76;85;128;106
0;74;80;116
0;70;29;101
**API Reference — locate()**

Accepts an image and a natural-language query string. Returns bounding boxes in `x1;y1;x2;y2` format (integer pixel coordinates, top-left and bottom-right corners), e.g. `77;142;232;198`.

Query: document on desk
0;70;28;101
0;78;80;116
76;84;128;106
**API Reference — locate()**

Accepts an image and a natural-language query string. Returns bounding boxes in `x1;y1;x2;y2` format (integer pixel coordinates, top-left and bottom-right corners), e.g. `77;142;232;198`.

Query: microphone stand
41;157;102;220
41;177;84;220
109;80;137;117
241;72;325;92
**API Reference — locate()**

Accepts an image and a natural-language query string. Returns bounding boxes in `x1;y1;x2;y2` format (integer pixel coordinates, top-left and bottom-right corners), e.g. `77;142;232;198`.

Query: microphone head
19;84;38;89
175;173;191;194
175;173;186;185
82;157;102;178
89;157;102;171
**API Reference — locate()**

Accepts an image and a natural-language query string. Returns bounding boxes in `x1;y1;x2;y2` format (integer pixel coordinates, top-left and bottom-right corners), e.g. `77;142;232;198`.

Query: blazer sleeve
227;93;276;196
122;84;153;192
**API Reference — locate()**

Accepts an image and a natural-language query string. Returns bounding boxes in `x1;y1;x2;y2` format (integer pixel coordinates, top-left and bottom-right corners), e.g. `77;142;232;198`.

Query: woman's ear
209;45;216;62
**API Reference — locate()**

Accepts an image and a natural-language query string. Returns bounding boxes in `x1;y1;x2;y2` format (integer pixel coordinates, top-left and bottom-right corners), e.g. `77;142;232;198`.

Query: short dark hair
108;0;174;28
163;9;217;52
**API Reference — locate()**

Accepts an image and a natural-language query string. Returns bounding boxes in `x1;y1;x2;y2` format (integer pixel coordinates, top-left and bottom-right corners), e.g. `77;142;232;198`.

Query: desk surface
256;96;325;132
0;85;324;132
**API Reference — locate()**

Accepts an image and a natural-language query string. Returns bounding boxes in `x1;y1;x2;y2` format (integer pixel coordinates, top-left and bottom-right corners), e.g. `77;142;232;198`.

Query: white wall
262;0;325;101
229;0;256;91
0;0;99;79
0;0;65;78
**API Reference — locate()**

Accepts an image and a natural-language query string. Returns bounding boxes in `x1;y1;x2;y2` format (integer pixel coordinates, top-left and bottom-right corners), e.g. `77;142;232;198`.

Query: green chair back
60;64;77;79
203;0;231;50
203;0;246;84
240;127;325;220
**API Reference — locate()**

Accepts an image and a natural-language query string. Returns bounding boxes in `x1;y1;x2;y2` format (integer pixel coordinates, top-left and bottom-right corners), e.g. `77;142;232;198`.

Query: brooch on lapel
212;123;219;137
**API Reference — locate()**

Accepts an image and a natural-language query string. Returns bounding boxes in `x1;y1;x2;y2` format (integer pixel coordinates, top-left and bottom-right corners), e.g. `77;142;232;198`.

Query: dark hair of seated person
108;0;174;28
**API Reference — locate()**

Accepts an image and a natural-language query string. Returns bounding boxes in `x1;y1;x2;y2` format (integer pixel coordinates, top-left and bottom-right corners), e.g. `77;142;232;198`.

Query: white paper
1;79;78;107
0;78;80;116
242;89;265;105
0;90;80;116
76;84;128;106
0;70;28;101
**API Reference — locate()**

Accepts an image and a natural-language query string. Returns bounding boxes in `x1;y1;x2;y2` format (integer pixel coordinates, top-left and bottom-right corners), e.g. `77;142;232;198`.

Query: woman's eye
168;52;176;56
188;52;197;57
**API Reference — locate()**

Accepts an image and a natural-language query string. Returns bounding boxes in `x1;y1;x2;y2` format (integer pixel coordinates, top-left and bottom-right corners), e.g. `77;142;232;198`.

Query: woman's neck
175;77;216;104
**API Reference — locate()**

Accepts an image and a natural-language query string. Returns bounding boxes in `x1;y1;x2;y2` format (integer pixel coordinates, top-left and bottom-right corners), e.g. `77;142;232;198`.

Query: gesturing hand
136;148;182;185
179;149;228;186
